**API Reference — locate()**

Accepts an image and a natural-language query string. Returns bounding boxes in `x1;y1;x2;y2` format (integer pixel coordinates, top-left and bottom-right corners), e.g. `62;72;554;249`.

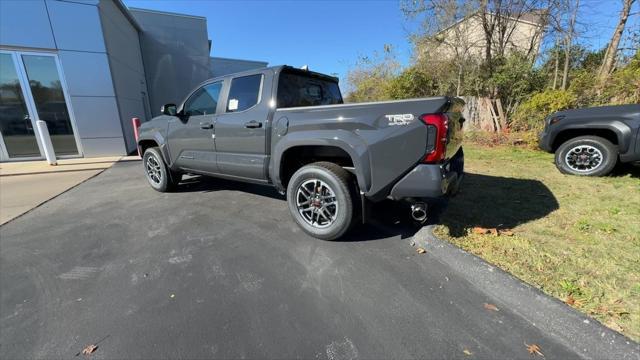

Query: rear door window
226;74;263;112
277;72;343;108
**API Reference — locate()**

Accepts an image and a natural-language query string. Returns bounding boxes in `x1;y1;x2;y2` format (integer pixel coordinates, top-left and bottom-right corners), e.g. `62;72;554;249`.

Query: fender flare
138;132;171;166
270;130;371;193
551;121;632;153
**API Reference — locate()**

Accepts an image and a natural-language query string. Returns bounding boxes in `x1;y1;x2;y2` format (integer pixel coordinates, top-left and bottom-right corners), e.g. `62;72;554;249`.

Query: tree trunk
561;0;579;90
597;0;635;84
553;40;559;90
456;64;463;97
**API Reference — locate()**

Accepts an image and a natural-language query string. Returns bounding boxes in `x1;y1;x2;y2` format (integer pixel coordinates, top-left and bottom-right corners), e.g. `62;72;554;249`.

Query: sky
124;0;639;87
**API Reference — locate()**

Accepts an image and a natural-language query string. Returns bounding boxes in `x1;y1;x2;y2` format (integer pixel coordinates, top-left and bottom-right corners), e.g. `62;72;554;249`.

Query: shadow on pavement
431;173;559;237
175;175;421;241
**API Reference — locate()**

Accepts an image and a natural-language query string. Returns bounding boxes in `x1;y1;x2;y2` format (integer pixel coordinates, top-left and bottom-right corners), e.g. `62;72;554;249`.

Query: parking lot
0;160;636;359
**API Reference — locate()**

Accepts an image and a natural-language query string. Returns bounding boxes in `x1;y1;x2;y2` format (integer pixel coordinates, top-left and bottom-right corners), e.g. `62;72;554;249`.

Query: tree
561;0;579;90
345;46;400;103
597;0;637;85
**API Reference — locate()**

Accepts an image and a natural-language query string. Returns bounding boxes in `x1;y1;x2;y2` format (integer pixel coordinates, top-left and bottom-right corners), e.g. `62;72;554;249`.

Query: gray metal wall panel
69;96;123;138
58;0;100;5
210;57;268;78
58;51;115;96
130;9;212;116
99;0;149;153
116;97;145;151
80;137;127;157
0;0;56;49
46;0;106;52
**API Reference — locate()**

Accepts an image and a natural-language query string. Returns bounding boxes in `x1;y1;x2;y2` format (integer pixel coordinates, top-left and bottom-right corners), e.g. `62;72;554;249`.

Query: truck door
214;72;272;180
167;81;223;173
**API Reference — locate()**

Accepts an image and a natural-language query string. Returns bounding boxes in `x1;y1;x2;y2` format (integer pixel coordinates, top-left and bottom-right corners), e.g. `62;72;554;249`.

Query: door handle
200;122;213;129
244;120;262;129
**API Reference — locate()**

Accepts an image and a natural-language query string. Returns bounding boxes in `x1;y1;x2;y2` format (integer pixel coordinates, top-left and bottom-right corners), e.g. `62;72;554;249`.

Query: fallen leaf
81;344;98;355
525;343;543;357
463;349;473;356
565;295;575;305
416;247;426;254
170;294;175;298
606;321;624;333
500;230;515;236
472;227;489;235
483;303;499;311
489;228;499;236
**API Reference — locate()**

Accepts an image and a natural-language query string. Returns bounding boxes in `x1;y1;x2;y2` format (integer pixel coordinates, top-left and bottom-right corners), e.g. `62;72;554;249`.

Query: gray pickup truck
137;66;464;240
539;104;640;176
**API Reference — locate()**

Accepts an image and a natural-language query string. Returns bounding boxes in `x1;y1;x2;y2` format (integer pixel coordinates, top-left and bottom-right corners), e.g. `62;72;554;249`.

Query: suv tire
287;162;355;240
143;147;181;192
555;136;617;176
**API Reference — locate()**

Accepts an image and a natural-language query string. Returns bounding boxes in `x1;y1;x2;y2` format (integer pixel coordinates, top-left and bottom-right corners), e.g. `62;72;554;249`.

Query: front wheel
286;162;355;240
555;136;618;176
143;147;181;192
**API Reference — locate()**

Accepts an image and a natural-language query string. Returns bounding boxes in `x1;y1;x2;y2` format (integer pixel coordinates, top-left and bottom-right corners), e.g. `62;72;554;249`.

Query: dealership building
0;0;267;161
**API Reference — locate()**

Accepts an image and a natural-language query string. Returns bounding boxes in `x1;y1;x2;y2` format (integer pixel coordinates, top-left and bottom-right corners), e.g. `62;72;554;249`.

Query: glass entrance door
0;50;80;161
0;52;41;159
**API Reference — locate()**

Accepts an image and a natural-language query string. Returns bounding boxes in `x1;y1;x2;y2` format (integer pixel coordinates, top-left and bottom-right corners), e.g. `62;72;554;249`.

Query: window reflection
0;53;40;158
22;55;78;156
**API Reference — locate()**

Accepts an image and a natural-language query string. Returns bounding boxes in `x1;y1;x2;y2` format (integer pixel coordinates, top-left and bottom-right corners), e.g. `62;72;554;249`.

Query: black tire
142;147;181;192
555;136;617;176
286;162;355;240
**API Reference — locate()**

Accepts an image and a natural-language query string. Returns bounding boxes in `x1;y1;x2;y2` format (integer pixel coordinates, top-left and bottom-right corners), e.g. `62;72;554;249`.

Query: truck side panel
271;97;450;198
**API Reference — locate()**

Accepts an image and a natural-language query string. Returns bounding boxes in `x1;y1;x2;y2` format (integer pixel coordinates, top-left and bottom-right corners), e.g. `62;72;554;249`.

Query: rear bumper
389;148;464;199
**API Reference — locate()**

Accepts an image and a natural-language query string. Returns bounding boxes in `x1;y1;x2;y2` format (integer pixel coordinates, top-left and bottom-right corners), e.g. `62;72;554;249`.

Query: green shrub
512;90;578;132
600;51;640;105
385;67;439;99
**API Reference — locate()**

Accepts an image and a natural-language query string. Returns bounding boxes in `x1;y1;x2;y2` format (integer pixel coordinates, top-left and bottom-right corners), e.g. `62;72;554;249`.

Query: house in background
0;0;266;162
426;11;546;61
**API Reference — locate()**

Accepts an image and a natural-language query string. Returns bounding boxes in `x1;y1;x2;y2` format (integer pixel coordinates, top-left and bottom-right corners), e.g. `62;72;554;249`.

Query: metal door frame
0;49;84;161
0;50;44;161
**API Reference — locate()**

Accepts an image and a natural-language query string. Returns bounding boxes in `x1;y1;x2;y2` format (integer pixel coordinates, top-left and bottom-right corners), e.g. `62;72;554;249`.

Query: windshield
277;70;343;108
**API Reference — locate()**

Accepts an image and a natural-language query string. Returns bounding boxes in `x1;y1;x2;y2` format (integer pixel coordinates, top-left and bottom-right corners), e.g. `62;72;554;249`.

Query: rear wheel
555;136;617;176
143;147;181;192
286;162;355;240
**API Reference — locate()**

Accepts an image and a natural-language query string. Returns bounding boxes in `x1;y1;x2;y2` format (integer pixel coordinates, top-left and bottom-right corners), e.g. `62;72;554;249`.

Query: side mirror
161;103;177;116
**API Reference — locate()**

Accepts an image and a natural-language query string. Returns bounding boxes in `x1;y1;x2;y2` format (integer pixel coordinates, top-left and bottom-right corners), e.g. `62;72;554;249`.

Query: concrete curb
412;225;639;360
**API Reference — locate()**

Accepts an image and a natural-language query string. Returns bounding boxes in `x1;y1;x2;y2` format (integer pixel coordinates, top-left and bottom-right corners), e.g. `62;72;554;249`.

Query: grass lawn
434;144;640;341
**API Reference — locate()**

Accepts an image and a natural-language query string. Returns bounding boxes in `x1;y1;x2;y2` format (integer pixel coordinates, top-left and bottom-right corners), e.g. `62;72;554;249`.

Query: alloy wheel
565;145;603;172
145;154;162;185
296;179;338;228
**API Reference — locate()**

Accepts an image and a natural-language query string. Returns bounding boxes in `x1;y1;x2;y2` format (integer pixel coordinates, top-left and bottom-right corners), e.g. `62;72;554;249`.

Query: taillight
420;113;448;163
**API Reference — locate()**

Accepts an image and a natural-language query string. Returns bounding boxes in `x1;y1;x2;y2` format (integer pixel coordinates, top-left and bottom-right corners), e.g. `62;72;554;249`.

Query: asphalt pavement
1;160;637;359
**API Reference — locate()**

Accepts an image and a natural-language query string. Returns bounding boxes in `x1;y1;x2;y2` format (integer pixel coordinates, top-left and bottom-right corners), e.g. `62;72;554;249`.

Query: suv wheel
555;136;617;176
143;147;181;192
287;162;355;240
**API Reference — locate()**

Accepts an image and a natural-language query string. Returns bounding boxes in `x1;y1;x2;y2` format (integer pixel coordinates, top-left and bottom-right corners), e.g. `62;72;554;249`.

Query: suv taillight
420;113;448;163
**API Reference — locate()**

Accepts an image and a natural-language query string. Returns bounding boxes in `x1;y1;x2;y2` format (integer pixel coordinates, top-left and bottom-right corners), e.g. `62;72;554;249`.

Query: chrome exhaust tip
411;202;427;223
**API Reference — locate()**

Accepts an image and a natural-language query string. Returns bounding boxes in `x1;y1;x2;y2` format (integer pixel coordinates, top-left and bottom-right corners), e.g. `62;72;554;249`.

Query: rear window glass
226;74;263;112
277;71;343;108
